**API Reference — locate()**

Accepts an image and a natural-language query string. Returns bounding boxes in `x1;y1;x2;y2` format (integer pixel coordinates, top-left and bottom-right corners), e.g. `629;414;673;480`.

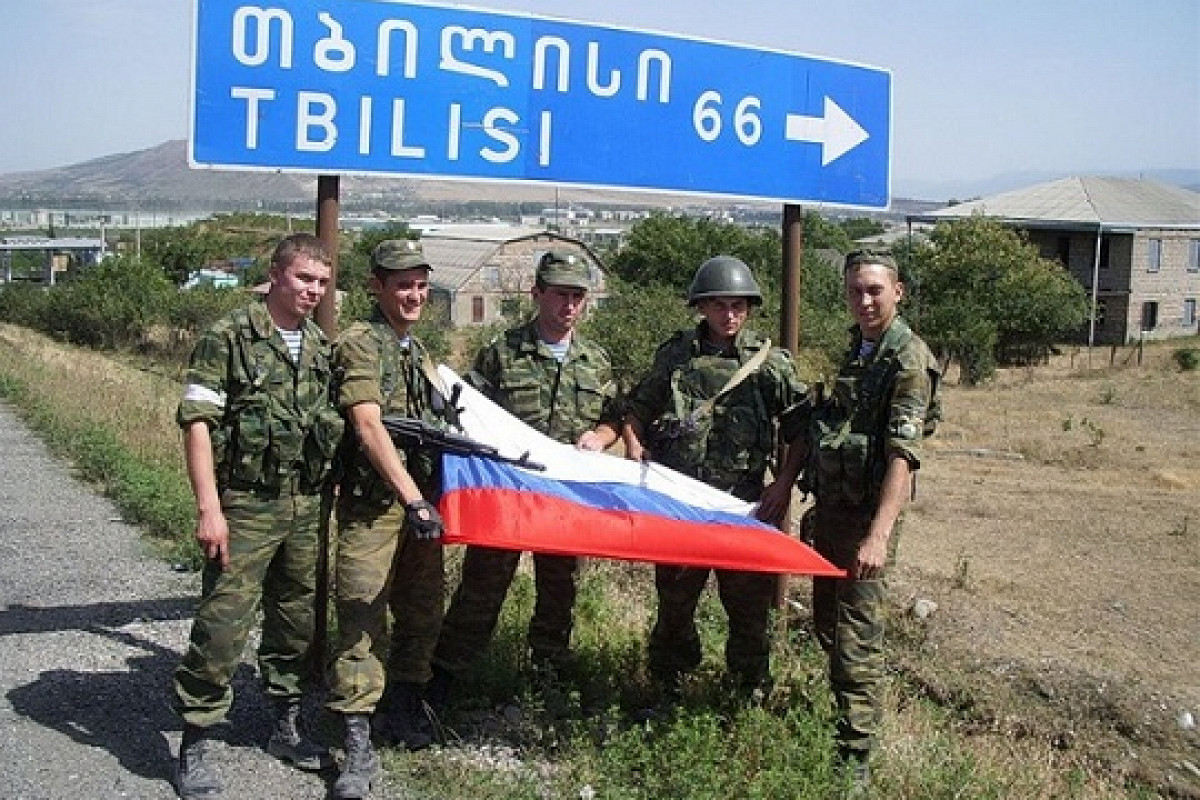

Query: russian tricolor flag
436;366;842;577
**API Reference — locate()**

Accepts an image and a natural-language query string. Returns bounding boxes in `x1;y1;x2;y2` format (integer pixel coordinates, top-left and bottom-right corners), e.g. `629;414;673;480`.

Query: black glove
404;499;444;541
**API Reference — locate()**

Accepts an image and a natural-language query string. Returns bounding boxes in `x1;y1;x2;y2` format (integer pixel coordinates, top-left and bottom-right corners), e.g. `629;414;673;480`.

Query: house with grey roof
915;177;1200;345
415;224;607;327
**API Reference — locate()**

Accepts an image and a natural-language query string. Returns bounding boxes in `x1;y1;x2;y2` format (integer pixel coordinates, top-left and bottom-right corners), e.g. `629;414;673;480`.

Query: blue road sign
191;0;891;208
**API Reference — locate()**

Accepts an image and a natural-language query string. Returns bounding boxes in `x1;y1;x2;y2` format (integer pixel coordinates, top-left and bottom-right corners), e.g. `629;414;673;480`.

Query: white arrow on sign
784;96;870;166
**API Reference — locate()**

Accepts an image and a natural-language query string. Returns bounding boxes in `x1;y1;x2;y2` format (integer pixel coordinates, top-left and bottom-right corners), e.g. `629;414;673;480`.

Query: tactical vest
807;318;939;508
481;322;612;444
336;319;449;508
647;330;773;494
212;308;344;495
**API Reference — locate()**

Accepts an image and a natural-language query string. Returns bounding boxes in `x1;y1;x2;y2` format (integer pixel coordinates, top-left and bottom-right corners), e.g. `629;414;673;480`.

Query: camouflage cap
843;248;897;273
536;250;591;289
372;239;432;271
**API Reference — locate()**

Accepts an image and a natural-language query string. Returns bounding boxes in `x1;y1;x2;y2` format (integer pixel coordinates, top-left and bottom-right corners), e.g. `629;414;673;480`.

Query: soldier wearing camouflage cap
324;238;452;797
172;233;343;798
623;255;807;700
428;247;623;709
792;249;941;791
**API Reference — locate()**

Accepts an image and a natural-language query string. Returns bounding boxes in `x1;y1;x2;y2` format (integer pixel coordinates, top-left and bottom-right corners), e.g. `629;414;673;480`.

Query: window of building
1099;236;1111;270
1189;240;1200;273
1056;236;1071;266
1185;298;1197;328
1147;238;1162;273
472;296;484;323
1093;299;1107;329
1141;301;1158;331
483;266;500;290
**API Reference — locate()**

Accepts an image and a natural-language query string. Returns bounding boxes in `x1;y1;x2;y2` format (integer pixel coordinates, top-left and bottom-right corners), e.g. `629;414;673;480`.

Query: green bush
168;285;248;339
38;256;175;349
1172;347;1199;371
0;281;51;329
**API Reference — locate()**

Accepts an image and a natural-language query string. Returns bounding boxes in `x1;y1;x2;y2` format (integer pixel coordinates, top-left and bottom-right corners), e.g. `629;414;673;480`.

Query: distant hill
0;141;414;214
1;140;1189;215
0;140;939;217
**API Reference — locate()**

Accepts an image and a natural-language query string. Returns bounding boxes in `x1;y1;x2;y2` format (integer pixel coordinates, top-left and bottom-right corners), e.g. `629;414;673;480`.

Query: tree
910;216;1088;383
607;213;780;297
581;277;693;391
586;213;855;385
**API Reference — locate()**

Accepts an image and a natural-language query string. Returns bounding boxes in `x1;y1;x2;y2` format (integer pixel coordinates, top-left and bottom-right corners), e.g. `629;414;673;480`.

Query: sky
1;0;1198;200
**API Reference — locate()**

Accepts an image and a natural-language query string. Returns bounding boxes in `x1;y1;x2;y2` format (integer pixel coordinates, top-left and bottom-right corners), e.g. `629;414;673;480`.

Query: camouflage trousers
648;565;776;688
811;502;902;755
434;546;578;677
173;488;324;728
326;499;445;714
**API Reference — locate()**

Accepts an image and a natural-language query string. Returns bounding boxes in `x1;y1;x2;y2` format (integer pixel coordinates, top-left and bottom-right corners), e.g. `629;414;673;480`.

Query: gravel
0;401;347;799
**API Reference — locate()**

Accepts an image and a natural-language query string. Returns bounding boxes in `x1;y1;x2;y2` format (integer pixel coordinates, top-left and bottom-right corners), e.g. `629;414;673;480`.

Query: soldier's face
268;254;331;328
696;297;749;344
533;283;587;341
372;267;430;332
844;263;903;340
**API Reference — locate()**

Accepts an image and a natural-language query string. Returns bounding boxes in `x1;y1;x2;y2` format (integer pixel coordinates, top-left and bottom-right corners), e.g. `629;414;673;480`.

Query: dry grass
890;341;1200;797
0;323;183;470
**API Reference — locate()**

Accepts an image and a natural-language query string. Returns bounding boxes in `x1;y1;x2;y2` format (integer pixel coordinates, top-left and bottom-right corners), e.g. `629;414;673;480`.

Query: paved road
0;401;337;799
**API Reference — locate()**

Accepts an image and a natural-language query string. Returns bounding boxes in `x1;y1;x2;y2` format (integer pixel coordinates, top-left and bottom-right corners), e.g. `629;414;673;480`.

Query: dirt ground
878;343;1200;796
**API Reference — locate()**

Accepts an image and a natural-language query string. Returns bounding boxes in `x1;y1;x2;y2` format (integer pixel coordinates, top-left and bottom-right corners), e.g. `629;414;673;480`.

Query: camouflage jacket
334;308;450;507
469;318;619;445
804;316;940;508
176;297;343;495
626;322;806;498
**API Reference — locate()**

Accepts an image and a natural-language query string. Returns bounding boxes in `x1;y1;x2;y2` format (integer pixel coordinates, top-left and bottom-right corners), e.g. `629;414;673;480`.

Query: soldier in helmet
623;255;807;698
427;249;623;711
793;249;940;791
324;239;453;798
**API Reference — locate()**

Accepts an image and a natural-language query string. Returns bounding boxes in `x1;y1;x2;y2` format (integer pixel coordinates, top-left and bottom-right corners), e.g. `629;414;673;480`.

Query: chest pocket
565;366;607;436
498;368;549;428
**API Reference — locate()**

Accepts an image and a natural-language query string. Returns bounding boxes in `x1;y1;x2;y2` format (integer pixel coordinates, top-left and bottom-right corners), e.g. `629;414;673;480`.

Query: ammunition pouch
814;421;875;508
647;412;710;475
300;405;345;491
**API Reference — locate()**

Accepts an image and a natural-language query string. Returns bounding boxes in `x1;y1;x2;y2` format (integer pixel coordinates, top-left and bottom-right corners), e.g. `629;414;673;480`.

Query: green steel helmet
687;256;763;306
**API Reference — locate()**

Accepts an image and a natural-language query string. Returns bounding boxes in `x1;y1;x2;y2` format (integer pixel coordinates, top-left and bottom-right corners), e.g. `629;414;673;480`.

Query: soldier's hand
195;508;231;569
755;479;791;526
405;499;444;541
624;440;650;462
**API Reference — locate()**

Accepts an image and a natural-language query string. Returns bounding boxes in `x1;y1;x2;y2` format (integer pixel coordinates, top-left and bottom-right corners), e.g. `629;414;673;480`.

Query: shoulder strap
685;338;773;426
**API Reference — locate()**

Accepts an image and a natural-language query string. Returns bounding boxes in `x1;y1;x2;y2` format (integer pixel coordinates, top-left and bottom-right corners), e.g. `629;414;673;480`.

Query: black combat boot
175;723;222;799
332;714;379;800
265;698;331;770
373;681;434;750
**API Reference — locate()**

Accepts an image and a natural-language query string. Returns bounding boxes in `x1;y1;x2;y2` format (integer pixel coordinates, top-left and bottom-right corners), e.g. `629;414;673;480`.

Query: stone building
416;224;607;327
918;177;1200;344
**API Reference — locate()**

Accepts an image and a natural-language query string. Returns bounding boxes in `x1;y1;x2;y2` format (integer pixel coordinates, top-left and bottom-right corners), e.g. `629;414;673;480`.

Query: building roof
921;177;1200;230
416;225;599;292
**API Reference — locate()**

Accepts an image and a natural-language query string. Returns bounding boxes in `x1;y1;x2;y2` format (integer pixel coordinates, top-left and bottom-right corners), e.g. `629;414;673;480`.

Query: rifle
381;416;546;472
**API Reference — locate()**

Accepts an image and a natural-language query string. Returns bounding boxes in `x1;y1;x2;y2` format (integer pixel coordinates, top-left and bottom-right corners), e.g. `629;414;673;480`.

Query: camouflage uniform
433;319;618;676
173;298;343;727
326;311;449;714
626;322;805;688
805;316;938;756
